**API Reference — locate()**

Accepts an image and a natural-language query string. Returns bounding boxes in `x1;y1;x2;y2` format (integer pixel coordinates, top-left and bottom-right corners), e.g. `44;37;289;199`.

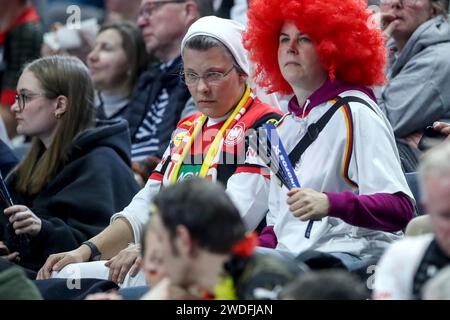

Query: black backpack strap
285;96;374;239
288;96;374;166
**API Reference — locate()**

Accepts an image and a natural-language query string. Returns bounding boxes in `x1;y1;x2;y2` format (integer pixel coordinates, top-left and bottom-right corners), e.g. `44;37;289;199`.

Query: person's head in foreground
140;222;166;287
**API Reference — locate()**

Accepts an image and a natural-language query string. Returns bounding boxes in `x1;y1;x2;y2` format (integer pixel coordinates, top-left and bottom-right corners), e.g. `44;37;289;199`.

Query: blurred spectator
140;178;300;300
376;0;450;172
0;0;43;139
40;0;105;32
244;0;414;270
87;21;150;121
405;214;433;236
374;142;450;299
0;117;12;147
42;0;214;181
0;259;42;299
37;15;282;288
404;122;450;236
83;222;165;300
213;0;248;25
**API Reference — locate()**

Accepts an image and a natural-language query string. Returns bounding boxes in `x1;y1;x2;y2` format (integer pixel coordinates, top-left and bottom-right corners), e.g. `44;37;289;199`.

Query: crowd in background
1;0;450;300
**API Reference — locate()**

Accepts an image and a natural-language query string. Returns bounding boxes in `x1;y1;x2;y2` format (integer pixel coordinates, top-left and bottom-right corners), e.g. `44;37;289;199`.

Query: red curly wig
243;0;387;95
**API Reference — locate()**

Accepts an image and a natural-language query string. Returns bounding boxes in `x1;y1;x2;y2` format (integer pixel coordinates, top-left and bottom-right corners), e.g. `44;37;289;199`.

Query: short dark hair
183;35;246;75
153;178;246;254
279;270;369;300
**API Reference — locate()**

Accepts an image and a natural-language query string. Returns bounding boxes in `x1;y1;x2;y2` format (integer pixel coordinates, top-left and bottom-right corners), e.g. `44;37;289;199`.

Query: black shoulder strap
288;96;374;165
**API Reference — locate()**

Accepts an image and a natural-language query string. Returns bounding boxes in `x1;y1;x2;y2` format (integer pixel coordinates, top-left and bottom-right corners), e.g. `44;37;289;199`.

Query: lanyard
169;85;252;184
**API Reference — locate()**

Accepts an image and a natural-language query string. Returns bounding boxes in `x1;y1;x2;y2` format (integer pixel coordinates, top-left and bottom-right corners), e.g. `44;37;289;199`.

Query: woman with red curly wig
377;0;450;172
243;0;415;270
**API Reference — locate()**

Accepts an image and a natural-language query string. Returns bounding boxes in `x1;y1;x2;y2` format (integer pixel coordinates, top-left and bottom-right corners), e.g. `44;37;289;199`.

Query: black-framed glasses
14;92;45;112
379;0;421;9
138;0;186;19
180;65;236;86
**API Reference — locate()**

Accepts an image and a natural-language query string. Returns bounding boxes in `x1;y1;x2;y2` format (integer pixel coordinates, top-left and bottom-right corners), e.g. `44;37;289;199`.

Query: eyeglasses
379;0;422;9
180;66;236;86
14;92;45;112
138;0;186;19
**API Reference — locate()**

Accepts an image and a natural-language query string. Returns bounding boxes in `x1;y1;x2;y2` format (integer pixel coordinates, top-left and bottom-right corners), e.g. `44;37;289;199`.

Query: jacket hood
68;119;133;165
389;15;450;77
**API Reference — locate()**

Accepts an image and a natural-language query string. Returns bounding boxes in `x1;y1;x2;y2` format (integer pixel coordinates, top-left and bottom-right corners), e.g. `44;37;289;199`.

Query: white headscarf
181;16;280;108
181;16;249;75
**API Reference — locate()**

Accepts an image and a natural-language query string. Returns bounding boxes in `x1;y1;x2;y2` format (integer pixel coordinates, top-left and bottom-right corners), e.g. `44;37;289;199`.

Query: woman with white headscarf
38;16;282;288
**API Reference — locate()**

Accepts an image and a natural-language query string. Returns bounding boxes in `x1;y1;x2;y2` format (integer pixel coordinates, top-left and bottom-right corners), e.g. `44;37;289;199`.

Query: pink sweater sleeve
325;192;414;232
258;192;414;247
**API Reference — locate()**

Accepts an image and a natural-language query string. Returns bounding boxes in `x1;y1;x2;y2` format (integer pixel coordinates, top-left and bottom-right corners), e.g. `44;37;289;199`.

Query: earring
55;113;62;119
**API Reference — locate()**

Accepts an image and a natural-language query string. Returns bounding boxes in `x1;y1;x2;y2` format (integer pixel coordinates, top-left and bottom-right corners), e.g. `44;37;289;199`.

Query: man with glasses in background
375;0;450;172
118;0;213;182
